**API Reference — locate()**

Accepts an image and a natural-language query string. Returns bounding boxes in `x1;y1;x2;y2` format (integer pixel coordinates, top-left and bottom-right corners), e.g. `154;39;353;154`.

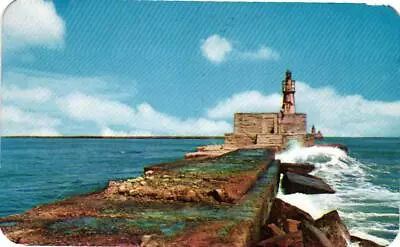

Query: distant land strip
1;135;225;139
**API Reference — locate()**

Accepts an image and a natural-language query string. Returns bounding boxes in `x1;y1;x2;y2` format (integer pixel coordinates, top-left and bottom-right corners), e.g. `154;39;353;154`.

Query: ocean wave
340;211;399;220
275;144;400;243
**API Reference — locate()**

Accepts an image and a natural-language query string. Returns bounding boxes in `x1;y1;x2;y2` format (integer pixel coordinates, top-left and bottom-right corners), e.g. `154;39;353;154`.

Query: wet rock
315;210;350;247
108;181;119;187
186;190;198;202
145;170;154;176
118;184;128;194
215;189;225;198
267;223;285;236
175;188;194;202
161;191;175;200
284;219;301;233
146;240;162;247
257;231;303;247
268;198;314;231
128;189;137;196
301;222;334;247
127;176;144;183
106;181;119;194
140;234;159;247
282;172;335;194
280;163;315;174
207;188;234;203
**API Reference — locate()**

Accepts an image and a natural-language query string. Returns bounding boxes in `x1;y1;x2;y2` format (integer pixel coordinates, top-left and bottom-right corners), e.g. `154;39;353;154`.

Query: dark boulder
282;172;335;194
284;219;301;233
280;163;315;175
301;222;334;247
315;210;350;247
267;223;285;236
267;198;314;231
257;231;303;247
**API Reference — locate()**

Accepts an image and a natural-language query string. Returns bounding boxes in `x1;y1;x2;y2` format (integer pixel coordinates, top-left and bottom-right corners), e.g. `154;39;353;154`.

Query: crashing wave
275;144;398;245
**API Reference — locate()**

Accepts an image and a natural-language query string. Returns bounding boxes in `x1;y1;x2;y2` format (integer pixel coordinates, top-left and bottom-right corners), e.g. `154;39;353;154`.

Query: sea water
0;137;398;244
276;137;399;245
0;138;223;216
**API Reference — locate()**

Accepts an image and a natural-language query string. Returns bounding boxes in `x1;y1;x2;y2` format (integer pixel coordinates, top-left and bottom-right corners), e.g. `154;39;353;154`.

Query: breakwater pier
0;147;383;246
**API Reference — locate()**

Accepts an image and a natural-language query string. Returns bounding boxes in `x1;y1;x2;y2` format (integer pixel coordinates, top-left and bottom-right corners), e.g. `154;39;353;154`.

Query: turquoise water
0;138;223;216
0;137;398;242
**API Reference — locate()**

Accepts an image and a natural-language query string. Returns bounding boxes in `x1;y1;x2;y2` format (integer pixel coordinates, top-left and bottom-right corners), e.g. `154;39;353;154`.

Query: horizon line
1;135;397;139
1;135;225;139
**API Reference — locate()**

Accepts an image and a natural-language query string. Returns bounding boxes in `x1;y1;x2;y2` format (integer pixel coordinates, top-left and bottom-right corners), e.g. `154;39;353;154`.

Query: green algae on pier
1;148;280;246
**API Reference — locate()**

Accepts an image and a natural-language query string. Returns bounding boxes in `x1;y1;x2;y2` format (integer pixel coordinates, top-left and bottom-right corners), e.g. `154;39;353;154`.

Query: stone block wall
224;133;256;148
278;113;307;135
256;134;283;146
234;113;279;135
224;112;307;149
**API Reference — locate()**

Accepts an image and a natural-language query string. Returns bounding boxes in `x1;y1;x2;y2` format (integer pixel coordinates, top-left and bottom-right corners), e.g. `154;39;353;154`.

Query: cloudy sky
2;0;399;137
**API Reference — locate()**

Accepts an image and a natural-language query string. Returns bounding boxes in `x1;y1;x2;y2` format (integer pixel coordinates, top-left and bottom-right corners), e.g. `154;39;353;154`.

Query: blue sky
2;0;400;136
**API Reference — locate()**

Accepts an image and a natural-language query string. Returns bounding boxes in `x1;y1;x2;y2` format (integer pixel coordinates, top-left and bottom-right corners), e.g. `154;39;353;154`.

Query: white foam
0;229;18;246
276;192;331;219
350;229;391;246
389;234;400;247
276;144;400;243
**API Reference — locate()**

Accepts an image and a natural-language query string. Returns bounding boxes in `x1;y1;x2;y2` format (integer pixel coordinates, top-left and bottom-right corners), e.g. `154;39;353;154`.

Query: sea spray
350;230;391;246
275;144;397;245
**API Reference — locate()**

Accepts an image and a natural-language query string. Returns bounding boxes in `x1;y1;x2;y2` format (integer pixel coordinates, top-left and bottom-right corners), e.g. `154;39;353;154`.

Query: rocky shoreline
0;147;387;246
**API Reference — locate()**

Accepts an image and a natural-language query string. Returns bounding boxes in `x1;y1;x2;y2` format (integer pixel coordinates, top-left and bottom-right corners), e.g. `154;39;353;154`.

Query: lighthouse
281;70;296;115
222;69;307;150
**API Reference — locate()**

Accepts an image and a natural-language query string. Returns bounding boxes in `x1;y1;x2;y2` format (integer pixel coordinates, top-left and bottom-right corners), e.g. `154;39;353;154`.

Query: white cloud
240;45;280;61
58;92;232;136
207;91;282;119
207;82;400;137
295;82;400;137
3;85;53;103
201;34;280;64
133;103;231;135
3;70;137;100
201;34;233;63
2;105;61;136
3;0;66;50
58;92;136;126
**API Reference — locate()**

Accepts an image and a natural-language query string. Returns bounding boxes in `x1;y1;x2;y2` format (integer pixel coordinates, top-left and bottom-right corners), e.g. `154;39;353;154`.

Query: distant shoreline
1;136;396;139
1;135;225;139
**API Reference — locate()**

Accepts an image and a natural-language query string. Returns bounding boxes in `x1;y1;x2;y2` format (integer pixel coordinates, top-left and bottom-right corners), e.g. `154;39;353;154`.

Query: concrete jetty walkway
0;149;281;246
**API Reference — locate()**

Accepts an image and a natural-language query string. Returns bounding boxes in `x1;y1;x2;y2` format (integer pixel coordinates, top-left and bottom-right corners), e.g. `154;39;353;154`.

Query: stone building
224;70;308;150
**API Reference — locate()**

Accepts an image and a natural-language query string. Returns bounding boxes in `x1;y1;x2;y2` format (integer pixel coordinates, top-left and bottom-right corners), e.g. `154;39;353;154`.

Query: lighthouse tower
281;70;296;114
